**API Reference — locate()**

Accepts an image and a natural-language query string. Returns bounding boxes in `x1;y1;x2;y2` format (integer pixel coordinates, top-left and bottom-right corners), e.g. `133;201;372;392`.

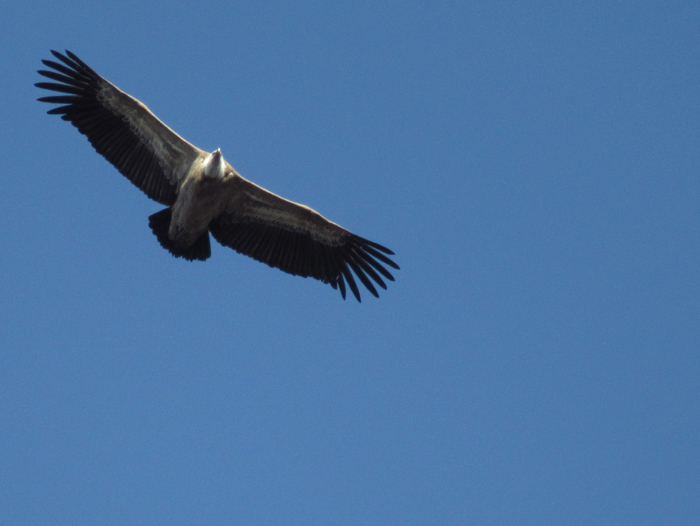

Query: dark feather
35;50;194;205
209;213;399;302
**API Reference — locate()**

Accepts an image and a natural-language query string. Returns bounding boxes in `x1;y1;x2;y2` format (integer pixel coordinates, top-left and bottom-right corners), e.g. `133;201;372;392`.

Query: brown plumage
36;50;398;301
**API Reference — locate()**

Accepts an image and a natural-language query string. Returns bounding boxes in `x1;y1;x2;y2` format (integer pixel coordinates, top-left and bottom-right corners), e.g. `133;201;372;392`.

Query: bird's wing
36;50;203;206
210;177;399;302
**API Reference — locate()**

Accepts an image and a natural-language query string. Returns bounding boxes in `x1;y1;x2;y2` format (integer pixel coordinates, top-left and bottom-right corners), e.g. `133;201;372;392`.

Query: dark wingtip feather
338;276;347;299
341;264;361;302
64;50;99;76
351;250;387;290
357;236;395;255
50;49;74;66
360;251;395;282
361;243;400;270
347;259;378;298
37;95;80;104
45;106;71;115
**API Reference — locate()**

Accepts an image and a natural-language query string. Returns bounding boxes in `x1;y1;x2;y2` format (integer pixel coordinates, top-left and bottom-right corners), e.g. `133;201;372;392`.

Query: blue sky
1;1;699;524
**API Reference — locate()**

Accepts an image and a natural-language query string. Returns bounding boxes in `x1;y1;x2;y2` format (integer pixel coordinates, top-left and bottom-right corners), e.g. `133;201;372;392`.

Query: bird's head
202;148;226;179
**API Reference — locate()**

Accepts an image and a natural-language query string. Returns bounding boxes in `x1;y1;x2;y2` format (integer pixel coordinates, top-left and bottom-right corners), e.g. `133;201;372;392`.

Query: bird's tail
148;208;211;261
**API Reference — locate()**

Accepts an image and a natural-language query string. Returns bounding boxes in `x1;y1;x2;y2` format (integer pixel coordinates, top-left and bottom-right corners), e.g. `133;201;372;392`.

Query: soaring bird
36;50;398;302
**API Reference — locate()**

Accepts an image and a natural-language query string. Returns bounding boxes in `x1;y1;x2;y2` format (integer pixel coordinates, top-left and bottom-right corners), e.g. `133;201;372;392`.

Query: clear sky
1;1;698;525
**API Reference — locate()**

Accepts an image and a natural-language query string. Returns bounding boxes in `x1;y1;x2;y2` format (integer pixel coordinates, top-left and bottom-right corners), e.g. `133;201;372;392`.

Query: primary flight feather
36;50;398;301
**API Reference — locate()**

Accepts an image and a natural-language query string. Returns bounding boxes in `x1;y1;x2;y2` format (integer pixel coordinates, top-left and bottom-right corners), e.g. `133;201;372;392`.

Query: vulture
36;50;398;302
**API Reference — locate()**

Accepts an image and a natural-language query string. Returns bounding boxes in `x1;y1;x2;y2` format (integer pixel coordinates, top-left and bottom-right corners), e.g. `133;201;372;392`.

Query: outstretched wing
36;50;203;205
210;178;399;302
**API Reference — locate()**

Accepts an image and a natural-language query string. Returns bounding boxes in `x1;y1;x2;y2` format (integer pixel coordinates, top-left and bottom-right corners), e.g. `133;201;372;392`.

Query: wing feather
36;50;203;205
209;178;399;301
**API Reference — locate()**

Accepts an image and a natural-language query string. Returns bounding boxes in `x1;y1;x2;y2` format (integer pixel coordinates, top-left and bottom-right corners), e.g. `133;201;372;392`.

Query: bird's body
170;150;234;247
36;50;398;301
